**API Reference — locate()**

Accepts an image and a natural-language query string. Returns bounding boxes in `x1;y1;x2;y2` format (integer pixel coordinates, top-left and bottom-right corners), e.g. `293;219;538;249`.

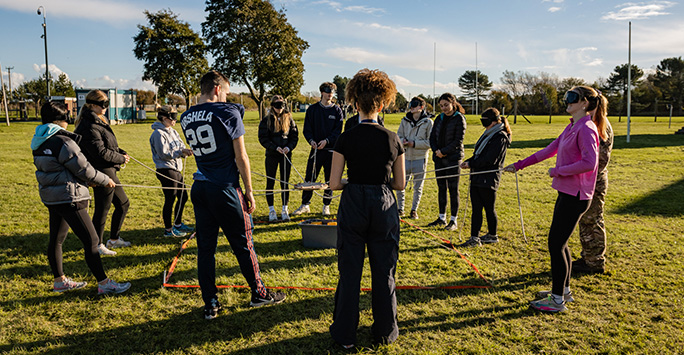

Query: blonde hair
345;69;396;114
267;95;291;133
75;90;108;128
572;86;608;141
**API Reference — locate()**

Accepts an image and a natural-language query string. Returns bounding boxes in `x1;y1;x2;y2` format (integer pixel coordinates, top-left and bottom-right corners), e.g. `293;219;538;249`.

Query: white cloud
548;7;562;12
313;0;384;15
545;47;603;68
365;22;428;34
33;63;68;79
74;75;156;91
542;0;564;3
0;0;205;27
602;1;675;21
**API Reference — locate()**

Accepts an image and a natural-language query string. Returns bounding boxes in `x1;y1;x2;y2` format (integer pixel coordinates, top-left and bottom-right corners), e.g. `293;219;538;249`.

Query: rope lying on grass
161;221;493;291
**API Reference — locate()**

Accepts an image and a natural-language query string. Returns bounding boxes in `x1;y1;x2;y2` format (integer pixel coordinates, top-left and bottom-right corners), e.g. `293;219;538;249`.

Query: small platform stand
300;219;337;249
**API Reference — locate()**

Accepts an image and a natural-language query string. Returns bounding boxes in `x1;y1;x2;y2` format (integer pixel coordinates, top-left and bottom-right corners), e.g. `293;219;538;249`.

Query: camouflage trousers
578;171;608;268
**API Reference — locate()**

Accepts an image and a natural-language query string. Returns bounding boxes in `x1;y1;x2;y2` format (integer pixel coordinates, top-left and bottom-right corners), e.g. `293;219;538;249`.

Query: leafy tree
487;90;513;115
52;73;75;97
653;56;684;115
458;70;492;110
607;64;643;115
203;0;309;118
333;75;350;104
133;9;208;109
395;92;407;112
135;89;156;106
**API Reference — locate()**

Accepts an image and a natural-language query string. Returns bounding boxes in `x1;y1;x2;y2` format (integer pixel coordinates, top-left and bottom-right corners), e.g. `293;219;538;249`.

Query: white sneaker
281;211;290;221
536;290;574;303
322;205;331;216
292;204;310;216
106;238;131;249
98;243;117;255
98;278;131;295
268;210;278;221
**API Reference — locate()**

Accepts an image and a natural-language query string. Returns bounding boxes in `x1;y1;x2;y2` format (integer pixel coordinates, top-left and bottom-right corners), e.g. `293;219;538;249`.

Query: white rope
285;153;305;181
129;154;191;187
117;184;190;190
515;170;528;243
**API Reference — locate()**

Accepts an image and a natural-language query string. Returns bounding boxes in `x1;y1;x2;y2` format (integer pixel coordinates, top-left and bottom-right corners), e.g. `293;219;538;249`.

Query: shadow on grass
612;134;684;149
614;177;684;217
0;294;343;355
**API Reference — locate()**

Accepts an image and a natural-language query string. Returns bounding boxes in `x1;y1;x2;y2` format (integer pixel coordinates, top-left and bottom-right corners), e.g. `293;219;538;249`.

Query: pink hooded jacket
513;115;599;200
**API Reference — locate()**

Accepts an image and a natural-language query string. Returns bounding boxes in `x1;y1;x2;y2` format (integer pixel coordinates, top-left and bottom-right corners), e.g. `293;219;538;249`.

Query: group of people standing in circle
31;66;612;348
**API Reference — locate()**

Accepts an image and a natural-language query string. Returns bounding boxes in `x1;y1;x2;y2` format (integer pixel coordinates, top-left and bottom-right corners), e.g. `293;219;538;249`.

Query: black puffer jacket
429;112;467;163
74;109;127;170
33;129;111;205
258;113;299;157
464;130;511;190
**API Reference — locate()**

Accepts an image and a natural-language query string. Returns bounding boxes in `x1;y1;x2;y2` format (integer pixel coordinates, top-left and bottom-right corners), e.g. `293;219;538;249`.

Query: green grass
0;113;683;354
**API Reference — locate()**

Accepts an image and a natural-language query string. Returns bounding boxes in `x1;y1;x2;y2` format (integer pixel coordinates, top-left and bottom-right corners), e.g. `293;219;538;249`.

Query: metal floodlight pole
1;62;10;126
626;21;632;143
475;42;478;116
37;6;50;100
433;42;436;114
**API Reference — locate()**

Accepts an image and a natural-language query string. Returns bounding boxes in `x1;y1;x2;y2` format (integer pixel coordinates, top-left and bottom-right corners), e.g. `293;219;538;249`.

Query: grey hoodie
149;121;187;171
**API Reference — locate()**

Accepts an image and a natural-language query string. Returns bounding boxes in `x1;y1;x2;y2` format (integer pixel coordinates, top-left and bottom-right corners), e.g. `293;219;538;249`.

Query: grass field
1;112;683;354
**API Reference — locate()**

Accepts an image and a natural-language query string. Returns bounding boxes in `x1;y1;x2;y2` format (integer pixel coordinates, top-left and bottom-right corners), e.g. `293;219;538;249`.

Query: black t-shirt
333;123;404;185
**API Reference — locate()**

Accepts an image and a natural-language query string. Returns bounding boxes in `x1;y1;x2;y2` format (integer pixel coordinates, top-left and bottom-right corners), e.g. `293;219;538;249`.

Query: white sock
450;216;457;222
564;287;571;295
551;293;564;304
269;206;275;212
439;214;446;220
282;205;288;212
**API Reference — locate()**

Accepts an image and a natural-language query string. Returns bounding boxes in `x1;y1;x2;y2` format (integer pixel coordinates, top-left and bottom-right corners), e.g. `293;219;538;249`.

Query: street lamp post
37;6;50;100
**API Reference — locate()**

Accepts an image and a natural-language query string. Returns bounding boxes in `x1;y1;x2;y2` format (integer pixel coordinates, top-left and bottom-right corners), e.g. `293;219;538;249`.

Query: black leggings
548;192;590;295
264;153;292;206
156;168;188;229
92;167;129;242
470;185;498;236
434;159;460;216
47;201;107;282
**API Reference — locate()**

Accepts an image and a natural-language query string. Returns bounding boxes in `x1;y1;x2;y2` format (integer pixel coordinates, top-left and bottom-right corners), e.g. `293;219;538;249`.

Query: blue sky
1;0;683;98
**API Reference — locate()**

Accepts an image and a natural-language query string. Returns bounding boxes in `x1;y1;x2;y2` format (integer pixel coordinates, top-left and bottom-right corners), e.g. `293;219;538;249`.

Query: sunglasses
272;101;285;109
564;91;581;105
86;99;109;108
321;87;333;94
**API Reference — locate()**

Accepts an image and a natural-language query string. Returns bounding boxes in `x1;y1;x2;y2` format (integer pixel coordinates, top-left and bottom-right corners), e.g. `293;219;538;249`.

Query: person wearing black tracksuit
292;82;344;216
258;95;299;221
428;93;467;231
460;108;512;247
74;90;131;255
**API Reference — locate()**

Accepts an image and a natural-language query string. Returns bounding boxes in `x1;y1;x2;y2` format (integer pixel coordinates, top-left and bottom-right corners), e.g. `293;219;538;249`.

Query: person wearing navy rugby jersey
329;69;406;348
32;101;131;295
428;93;467;231
292;82;344;216
180;71;285;320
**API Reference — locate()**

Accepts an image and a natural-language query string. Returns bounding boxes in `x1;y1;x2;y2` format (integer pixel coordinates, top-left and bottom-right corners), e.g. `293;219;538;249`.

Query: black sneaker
480;234;499;244
204;298;223;320
410;210;418;219
444;220;457;231
457;236;481;247
250;290;286;308
398;209;404;217
427;218;447;227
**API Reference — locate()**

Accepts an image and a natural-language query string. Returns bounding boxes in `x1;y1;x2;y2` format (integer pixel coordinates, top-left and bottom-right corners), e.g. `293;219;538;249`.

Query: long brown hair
75;90;108;128
572;85;608;140
437;93;465;114
267;95;291;133
481;107;512;141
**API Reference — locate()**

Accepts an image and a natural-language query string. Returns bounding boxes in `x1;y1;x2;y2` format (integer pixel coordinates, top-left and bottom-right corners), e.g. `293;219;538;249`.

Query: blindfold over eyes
272;101;285;109
86;99;109;108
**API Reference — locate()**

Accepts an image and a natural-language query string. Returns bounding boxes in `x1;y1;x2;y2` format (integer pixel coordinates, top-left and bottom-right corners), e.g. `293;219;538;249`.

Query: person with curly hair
329;68;405;348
